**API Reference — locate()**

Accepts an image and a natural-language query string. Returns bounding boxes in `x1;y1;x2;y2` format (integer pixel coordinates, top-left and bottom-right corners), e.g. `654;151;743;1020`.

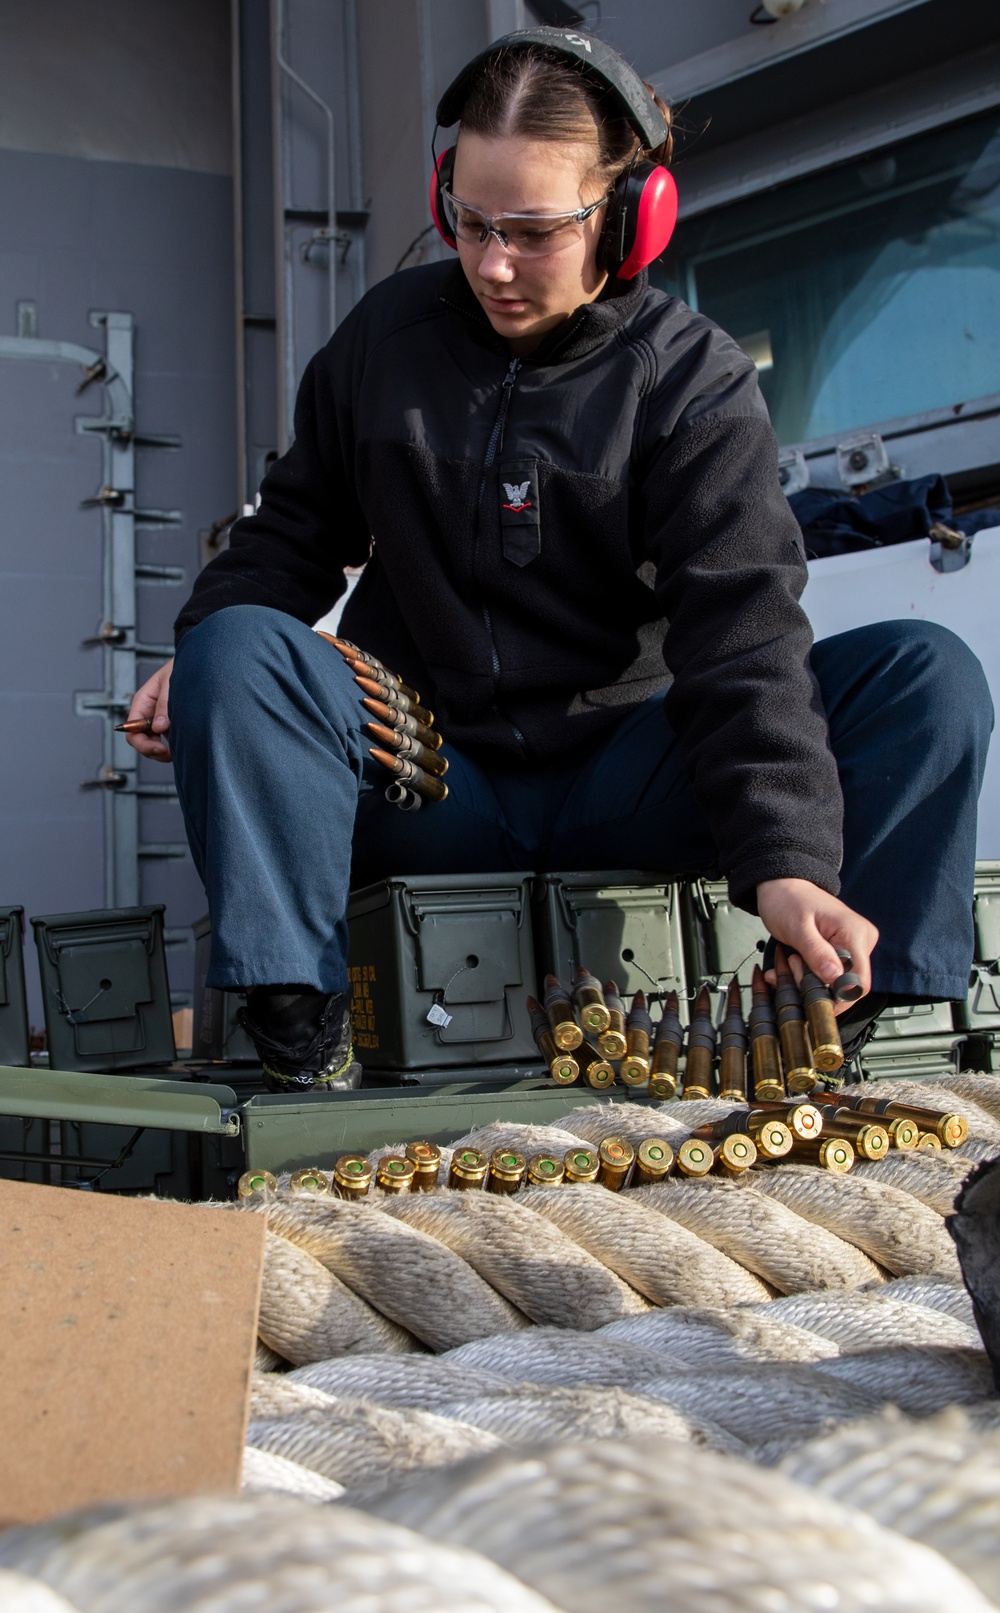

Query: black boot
238;986;357;1093
947;1157;1000;1391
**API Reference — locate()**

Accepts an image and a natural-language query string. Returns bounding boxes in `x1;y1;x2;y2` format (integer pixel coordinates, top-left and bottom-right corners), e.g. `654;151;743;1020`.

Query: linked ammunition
619;991;652;1086
564;1147;601;1184
827;1093;968;1149
747;1100;824;1141
773;947;818;1094
346;657;423;705
650;990;683;1099
598;982;628;1060
369;748;449;803
572;968;611;1035
366;720;448;778
790;1136;855;1172
237;1168;277;1198
808;1107;890;1160
597;1135;635;1190
542;975;584;1051
714;1134;757;1176
449;1148;489;1189
634;1137;674;1184
694;1110;793;1160
405;1140;441;1190
376;1156;415;1194
487;1148;526;1193
749;965;785;1099
527;996;580;1083
682;985;716;1098
354;673;435;728
289;1166;330;1194
576;1039;616;1089
718;978;748;1101
887;1117;920;1150
917;1131;942;1150
361;695;442;750
798;968;844;1073
676;1137;714;1177
527;1152;565;1186
333;1155;373;1198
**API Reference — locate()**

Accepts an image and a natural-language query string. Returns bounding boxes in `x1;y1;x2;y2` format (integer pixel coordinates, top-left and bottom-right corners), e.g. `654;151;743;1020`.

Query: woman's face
450;132;608;355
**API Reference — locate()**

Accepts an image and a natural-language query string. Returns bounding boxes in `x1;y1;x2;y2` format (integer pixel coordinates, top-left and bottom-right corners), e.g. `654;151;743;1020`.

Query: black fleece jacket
175;260;843;911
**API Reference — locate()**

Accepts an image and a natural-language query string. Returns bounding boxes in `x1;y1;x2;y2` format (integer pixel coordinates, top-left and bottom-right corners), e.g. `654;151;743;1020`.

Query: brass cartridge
650;990;683;1099
353;673;435;728
810;1107;890;1160
682;984;716;1098
564;1147;601;1184
634;1137;674;1184
289;1166;331;1194
676;1137;714;1177
619;991;652;1086
714;1133;758;1176
577;1039;616;1089
597;1136;635;1190
405;1140;442;1190
449;1148;489;1189
790;1136;855;1172
887;1117;920;1150
917;1131;943;1150
598;981;628;1060
346;657;423;706
369;748;449;803
718;978;748;1101
365;720;449;778
527;1152;565;1186
361;696;442;751
542;975;584;1051
798;968;844;1073
749;965;785;1100
527;996;580;1084
487;1148;526;1193
774;947;818;1094
333;1155;373;1199
376;1156;415;1194
835;1093;968;1149
572;968;611;1035
237;1169;277;1198
694;1110;794;1160
747;1100;824;1141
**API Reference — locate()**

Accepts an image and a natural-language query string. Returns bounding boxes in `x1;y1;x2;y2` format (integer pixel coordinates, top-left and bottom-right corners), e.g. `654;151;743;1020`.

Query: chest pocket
499;458;540;567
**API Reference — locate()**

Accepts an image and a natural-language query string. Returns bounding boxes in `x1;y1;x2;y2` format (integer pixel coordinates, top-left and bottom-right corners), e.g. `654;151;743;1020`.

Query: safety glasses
441;186;608;257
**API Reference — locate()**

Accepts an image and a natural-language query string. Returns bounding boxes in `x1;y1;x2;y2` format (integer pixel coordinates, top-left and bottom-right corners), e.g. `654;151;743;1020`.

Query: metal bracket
929;522;972;573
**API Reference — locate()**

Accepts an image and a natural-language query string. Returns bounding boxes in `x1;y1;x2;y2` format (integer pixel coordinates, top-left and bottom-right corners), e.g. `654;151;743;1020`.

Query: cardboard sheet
0;1178;265;1523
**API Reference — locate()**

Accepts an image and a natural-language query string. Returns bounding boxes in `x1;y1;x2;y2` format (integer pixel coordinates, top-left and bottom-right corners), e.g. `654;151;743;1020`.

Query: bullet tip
632;989;646;1008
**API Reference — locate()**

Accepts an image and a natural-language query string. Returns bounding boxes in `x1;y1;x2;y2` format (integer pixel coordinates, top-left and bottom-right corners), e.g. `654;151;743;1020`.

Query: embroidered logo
564;32;592;50
502;480;533;512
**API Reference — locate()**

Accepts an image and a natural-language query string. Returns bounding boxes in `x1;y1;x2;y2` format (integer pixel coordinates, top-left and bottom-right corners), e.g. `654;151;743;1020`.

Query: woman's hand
123;659;174;761
757;877;878;1014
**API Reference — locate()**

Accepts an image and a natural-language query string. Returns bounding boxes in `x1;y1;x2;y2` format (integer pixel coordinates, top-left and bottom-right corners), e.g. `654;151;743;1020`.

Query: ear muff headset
429;25;678;280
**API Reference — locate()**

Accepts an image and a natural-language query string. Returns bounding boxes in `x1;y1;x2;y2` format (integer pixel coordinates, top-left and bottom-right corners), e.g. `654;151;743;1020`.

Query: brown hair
457;44;672;192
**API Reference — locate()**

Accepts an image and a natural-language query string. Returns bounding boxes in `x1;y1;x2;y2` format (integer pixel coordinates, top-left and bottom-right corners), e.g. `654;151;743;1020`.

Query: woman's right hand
124;659;174;761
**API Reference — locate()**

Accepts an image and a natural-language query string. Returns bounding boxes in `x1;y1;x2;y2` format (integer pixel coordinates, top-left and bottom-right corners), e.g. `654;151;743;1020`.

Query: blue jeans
169;605;993;1001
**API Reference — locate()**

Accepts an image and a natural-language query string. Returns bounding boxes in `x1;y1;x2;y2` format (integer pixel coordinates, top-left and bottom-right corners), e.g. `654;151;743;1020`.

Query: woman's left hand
757;877;879;1013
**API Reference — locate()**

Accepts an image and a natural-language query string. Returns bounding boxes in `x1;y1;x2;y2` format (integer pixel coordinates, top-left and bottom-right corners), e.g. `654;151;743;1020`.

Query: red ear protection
430;148;457;247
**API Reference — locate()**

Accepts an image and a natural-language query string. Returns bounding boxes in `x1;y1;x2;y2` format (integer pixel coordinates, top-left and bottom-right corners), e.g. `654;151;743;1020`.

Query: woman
125;28;991;1091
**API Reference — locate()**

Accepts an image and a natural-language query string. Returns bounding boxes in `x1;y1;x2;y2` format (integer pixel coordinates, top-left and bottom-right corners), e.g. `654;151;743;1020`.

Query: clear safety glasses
441;186;608;257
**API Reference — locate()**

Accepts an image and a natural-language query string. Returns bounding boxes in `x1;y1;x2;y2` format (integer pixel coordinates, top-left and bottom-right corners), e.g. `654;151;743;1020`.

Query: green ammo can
951;860;1000;1068
0;906;30;1066
346;873;539;1069
682;877;768;991
531;871;687;1012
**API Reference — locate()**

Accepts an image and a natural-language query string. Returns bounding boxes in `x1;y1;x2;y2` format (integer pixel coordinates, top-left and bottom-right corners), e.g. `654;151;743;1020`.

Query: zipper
477;357;521;685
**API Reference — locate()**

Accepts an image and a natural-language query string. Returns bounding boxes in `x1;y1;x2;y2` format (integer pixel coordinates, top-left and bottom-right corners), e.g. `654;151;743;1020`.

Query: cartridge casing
366;720;448;778
683;986;716;1099
811;1107;890;1160
289;1166;331;1194
487;1148;526;1193
676;1137;713;1177
748;1100;823;1141
634;1137;674;1184
790;1136;855;1172
577;1039;616;1089
718;980;748;1102
405;1140;442;1190
695;1110;793;1160
714;1134;757;1176
598;983;628;1061
597;1136;635;1190
917;1131;942;1150
237;1169;277;1198
361;696;442;750
564;1147;601;1184
887;1117;920;1150
773;952;817;1094
543;976;583;1051
354;673;435;728
799;969;844;1073
852;1097;968;1149
369;748;449;803
333;1155;373;1199
650;994;683;1099
527;1152;565;1186
376;1156;415;1194
620;993;652;1086
572;969;611;1035
449;1148;489;1189
527;998;580;1084
749;968;785;1100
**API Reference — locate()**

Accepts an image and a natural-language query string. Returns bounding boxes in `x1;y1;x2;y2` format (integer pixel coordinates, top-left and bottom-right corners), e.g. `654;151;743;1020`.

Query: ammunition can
790;1136;855;1172
487;1148;526;1193
597;1136;635;1190
376;1155;415;1194
448;1147;489;1189
333;1155;373;1199
813;1108;890;1160
714;1133;757;1176
650;992;683;1099
237;1169;277;1198
749;1100;823;1141
887;1117;920;1150
543;976;583;1051
634;1137;674;1184
676;1137;714;1177
619;992;652;1086
577;1039;616;1089
527;996;580;1083
853;1097;967;1150
572;968;611;1035
683;985;716;1099
289;1166;331;1194
527;1152;565;1186
564;1147;601;1184
773;950;817;1094
750;967;786;1100
917;1131;943;1150
405;1140;442;1190
598;982;628;1061
718;979;748;1102
798;969;844;1073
